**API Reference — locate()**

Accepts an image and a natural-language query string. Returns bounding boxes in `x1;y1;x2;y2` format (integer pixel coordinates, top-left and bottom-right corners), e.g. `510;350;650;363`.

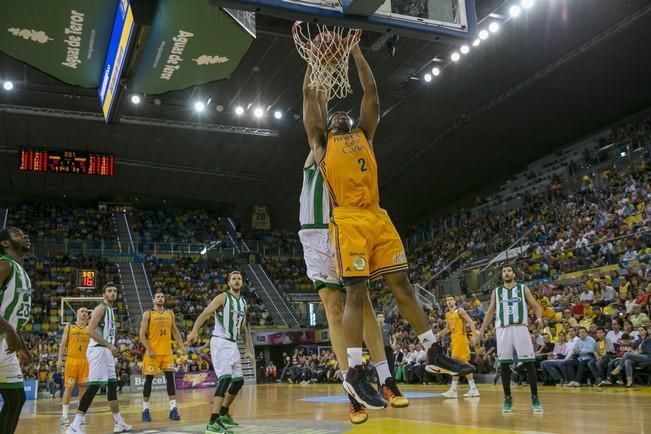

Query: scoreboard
19;149;115;176
77;270;97;289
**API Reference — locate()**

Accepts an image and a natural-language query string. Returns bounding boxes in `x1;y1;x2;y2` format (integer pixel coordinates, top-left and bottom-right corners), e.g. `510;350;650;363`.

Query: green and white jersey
299;163;330;230
213;291;248;342
0;255;32;337
89;302;116;347
494;283;528;328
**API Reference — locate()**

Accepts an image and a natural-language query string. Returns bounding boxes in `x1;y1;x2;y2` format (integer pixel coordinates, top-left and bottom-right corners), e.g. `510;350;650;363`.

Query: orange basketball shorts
450;335;471;363
143;353;175;375
329;206;408;280
64;357;89;387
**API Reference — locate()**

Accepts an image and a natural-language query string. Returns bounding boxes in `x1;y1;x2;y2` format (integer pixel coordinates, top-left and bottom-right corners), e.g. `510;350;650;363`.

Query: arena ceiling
1;0;650;229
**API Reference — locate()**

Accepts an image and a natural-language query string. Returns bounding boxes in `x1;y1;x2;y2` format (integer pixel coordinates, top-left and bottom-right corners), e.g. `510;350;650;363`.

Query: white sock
71;414;84;430
112;412;125;425
62;404;70;418
143;401;150;410
450;380;458;391
169;399;177;410
347;348;363;368
418;330;437;351
469;379;477;389
375;361;391;385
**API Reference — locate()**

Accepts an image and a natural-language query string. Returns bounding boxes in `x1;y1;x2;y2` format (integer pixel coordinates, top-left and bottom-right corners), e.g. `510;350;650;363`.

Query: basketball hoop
292;21;361;100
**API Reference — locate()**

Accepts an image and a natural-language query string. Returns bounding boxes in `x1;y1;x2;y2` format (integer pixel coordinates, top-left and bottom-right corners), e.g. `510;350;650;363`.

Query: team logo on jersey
352;256;366;271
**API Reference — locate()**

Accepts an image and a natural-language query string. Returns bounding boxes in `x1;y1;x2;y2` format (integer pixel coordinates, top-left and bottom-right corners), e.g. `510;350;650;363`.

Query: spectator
610;326;650;387
566;327;597;386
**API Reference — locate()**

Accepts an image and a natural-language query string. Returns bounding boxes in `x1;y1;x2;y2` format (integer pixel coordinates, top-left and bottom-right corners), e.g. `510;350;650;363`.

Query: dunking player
66;283;132;434
140;290;184;422
186;271;253;434
299;149;408;424
302;39;473;408
0;227;32;434
57;307;90;426
479;264;543;413
435;295;480;398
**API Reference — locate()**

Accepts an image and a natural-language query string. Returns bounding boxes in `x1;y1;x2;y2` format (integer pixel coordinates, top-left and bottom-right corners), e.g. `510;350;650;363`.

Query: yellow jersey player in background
56;307;90;426
303;38;474;409
435;296;480;398
139;290;184;422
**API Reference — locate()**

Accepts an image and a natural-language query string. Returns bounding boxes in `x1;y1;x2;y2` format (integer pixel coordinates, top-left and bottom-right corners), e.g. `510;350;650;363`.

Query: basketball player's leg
318;287;347;370
513;326;542;412
495;327;515;413
208;337;234;433
0;348;26;433
444;338;478;398
163;359;180;421
361;292;408;408
217;346;244;427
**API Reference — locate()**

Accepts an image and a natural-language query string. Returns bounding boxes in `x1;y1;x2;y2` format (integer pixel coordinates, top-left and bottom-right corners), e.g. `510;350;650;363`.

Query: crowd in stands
128;209;228;247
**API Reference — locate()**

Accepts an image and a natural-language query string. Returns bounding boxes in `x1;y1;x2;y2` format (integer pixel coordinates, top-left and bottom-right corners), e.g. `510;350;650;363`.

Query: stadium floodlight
509;5;522;17
460;45;470;54
3;81;13;91
521;0;534;10
479;30;489;40
431;67;440;76
194;101;205;112
451;52;460;62
472;39;481;47
235;106;245;115
253;107;264;118
423;73;432;82
489;22;500;33
274;110;283;119
130;95;141;104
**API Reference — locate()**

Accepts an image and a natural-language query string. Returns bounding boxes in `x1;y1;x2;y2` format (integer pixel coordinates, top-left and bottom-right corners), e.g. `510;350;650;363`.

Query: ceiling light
235;106;245;115
216;105;224;112
431;67;440;76
509;5;522;17
521;0;534;10
489;22;500;33
194;101;205;112
253;107;264;118
274;110;283;119
472;39;481;47
3;81;13;91
423;73;432;82
460;45;470;54
479;29;489;40
130;95;141;104
450;52;460;62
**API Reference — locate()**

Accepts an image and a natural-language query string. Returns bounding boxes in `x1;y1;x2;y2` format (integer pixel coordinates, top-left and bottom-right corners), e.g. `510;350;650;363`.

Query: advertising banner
175;370;217;390
129;374;169;393
130;0;255;94
0;0;118;87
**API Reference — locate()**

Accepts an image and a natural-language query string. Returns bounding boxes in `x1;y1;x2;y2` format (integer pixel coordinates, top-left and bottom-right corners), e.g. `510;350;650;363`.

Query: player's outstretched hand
184;331;198;347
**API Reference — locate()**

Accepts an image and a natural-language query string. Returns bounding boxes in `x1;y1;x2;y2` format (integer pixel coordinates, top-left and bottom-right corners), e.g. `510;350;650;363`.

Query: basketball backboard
208;0;477;42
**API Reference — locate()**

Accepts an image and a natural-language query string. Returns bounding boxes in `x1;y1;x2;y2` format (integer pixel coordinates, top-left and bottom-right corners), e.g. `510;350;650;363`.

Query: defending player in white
185;270;254;434
479;264;544;413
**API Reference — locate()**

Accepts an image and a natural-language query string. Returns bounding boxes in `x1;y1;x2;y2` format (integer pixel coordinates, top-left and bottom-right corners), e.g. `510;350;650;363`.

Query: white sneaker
65;426;85;434
60;416;70;426
81;416;88;425
442;389;458;398
113;422;133;433
570;381;580;387
464;388;480;398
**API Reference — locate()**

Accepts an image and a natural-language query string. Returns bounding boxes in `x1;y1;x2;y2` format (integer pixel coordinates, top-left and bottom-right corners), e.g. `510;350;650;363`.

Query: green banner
130;0;255;95
0;0;118;87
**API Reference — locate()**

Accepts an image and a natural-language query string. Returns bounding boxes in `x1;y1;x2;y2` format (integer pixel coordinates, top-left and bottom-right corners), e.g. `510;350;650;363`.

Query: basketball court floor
17;383;650;434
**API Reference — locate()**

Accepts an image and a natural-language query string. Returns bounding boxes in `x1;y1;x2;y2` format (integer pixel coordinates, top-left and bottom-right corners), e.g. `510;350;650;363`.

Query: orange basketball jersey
148;309;173;355
446;310;466;337
67;324;90;359
320;128;380;209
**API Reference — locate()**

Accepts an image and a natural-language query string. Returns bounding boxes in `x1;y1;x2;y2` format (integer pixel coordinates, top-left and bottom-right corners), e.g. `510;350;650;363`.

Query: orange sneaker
348;394;368;424
381;377;409;408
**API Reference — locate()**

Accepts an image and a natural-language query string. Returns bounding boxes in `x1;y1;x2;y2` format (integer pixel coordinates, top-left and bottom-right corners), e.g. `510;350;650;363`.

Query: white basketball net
292;21;361;100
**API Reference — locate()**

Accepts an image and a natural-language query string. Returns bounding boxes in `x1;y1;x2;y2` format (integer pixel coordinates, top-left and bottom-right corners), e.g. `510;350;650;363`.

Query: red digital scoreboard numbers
77;270;97;289
19;149;115;176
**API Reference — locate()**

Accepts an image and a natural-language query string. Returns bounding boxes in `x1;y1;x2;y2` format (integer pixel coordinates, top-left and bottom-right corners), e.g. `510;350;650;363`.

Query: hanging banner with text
0;0;118;87
130;0;255;95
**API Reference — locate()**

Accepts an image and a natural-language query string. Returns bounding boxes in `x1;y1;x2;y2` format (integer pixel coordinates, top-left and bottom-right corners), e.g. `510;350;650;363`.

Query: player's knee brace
107;381;118;401
214;376;232;398
164;371;176;396
143;375;154;398
227;378;244;396
78;384;100;412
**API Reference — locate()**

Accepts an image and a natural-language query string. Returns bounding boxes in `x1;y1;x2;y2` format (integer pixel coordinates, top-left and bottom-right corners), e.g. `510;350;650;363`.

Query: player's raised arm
302;65;328;154
351;44;379;142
